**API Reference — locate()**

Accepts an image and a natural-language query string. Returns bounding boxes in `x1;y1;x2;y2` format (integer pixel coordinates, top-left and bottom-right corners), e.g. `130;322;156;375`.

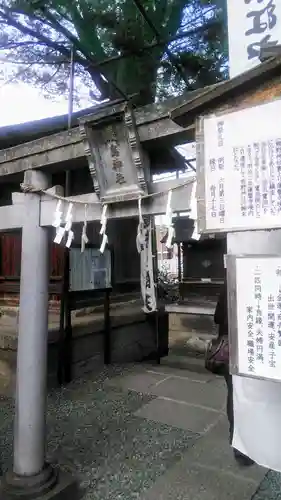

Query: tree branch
0;9;76;59
39;8;117;94
0;57;67;64
0;40;66;50
34;8;87;59
38;7;129;100
7;5;59;29
0;6;110;98
0;62;34;88
41;63;63;86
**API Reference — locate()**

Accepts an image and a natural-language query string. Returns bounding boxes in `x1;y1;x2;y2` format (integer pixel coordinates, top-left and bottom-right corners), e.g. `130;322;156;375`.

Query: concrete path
0;363;279;500
106;364;267;500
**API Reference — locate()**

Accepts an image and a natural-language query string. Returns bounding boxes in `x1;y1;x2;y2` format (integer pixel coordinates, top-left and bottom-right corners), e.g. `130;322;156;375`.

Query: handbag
205;335;229;375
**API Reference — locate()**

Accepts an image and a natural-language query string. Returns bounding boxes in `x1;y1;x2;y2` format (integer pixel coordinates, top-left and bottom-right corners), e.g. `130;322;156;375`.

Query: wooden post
151;217;160;364
104;289;112;365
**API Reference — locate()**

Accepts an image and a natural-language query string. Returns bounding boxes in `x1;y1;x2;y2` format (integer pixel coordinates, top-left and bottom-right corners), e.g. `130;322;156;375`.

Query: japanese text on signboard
227;0;281;78
233;256;281;381
244;0;279;61
105;124;126;186
199;99;281;232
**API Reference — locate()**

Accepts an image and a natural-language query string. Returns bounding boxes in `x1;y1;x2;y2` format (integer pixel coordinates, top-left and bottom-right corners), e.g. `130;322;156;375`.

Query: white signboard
69;247;111;291
198;99;281;232
230;255;281;381
227;0;281;78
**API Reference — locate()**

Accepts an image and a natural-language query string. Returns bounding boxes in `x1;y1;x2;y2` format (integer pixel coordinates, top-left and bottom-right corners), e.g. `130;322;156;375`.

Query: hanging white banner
227;0;281;78
138;221;157;314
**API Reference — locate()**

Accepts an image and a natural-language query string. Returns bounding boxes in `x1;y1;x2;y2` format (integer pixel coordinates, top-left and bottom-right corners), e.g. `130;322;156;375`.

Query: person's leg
223;371;254;466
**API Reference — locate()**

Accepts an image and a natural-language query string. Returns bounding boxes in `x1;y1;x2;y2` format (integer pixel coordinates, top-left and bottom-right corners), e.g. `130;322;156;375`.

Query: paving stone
186;415;267;484
142;364;214;383
207;375;226;389
150;376;225;411
161;354;211;375
0;364;274;500
106;371;169;393
134;397;221;433
139;462;262;500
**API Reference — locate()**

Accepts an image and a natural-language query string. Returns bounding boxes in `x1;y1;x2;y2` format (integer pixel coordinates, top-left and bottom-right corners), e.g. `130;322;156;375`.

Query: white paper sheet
233;374;281;471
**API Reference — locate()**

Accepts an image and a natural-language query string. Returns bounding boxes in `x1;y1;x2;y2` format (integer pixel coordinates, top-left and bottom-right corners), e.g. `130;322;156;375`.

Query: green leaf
0;0;227;104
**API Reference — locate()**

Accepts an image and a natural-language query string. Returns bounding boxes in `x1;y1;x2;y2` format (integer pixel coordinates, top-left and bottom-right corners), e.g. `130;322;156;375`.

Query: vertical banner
227;0;281;78
139;220;157;314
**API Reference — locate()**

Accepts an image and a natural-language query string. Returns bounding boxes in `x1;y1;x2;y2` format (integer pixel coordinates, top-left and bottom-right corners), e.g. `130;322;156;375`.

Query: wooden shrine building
172;55;281;301
0;92;198;398
0;96;191;307
0;55;280;336
0;50;281;500
165;55;281;360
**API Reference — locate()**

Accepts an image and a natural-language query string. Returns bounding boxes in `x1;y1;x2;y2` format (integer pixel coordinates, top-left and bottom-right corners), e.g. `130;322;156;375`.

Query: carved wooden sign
79;105;150;204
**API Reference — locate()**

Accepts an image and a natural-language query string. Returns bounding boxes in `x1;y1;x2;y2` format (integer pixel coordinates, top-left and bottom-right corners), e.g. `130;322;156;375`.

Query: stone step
0;293;141;318
0;316;158;397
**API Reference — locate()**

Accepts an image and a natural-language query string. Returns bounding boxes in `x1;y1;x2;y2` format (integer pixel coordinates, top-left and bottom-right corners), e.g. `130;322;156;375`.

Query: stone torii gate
0;98;196;499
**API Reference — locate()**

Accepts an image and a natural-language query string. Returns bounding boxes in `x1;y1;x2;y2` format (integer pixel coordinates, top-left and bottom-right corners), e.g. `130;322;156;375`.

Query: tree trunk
111;52;161;106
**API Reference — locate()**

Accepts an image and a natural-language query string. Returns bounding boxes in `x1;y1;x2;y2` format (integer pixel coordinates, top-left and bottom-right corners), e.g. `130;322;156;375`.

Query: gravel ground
0;365;280;500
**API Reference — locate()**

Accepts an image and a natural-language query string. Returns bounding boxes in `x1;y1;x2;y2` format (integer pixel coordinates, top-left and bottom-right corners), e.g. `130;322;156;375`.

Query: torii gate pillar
1;170;78;499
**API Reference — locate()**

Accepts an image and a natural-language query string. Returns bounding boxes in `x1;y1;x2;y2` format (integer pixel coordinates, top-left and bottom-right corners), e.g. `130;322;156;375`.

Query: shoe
233;448;255;466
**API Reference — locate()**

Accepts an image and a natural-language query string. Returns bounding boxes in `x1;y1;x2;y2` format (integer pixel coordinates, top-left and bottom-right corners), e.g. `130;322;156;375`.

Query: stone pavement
0;363;280;500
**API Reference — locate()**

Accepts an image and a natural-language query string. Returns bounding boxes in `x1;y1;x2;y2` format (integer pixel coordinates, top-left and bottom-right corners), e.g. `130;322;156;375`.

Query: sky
0;82;71;127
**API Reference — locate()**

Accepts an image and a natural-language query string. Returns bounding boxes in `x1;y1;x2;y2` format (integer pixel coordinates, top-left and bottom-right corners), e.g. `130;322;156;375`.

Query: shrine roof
0;87;216;151
170;57;281;128
0;100;115;150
